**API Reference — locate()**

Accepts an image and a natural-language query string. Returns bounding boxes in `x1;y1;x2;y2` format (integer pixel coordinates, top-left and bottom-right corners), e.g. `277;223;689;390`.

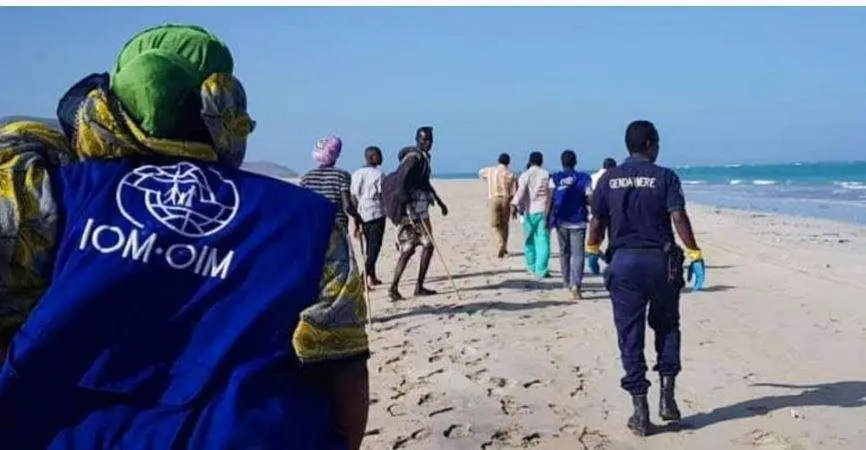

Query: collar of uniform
624;154;652;164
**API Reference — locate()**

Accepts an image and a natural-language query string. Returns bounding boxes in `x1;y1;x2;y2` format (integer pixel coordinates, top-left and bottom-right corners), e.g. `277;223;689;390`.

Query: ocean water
437;161;866;225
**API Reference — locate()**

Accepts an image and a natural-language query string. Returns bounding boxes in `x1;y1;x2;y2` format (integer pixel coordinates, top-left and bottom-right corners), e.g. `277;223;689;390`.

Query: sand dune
357;180;866;450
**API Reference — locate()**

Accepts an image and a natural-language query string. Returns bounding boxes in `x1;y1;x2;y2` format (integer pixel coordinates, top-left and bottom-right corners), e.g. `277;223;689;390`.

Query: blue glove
687;259;706;291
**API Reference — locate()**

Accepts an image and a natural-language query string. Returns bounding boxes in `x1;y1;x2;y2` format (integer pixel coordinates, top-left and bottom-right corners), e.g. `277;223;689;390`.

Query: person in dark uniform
586;120;706;436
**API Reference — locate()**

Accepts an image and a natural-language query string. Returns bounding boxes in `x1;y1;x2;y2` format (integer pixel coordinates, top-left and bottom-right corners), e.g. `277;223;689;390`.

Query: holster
601;248;615;291
663;242;686;289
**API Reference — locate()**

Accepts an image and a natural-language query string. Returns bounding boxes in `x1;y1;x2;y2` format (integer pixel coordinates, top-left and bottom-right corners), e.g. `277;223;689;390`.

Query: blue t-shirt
591;155;685;251
549;169;592;228
0;157;347;450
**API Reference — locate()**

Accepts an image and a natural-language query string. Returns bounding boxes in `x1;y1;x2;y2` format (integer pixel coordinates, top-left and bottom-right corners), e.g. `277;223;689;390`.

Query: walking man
382;127;448;300
351;146;387;287
511;151;551;278
547;150;592;299
591;157;617;193
478;153;517;258
586;120;706;436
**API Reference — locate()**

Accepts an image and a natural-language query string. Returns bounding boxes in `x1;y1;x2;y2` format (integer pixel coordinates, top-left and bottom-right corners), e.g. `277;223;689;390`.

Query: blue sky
1;7;864;173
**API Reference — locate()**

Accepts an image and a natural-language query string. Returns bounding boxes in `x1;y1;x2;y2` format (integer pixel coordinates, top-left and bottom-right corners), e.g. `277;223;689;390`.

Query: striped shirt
478;164;517;199
300;166;352;229
350;166;386;222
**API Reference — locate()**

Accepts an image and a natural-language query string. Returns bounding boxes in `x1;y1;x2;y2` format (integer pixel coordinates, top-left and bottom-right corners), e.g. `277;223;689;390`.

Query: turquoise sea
437;161;866;225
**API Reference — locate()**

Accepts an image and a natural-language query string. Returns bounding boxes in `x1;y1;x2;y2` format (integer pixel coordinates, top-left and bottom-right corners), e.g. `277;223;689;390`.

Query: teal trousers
522;212;550;277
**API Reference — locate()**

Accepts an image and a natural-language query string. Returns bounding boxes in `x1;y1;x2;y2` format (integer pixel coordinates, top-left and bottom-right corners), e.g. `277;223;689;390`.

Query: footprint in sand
465;368;489;382
376;323;401;332
575;427;612;449
443;423;472;439
386;403;406;417
465;355;489;367
569;367;587;397
522;379;543;389
481;428;515;449
417;391;448;407
738;429;802;448
548;403;577;418
499;396;532;416
521;433;543;447
382;340;410;351
481;426;542;448
428;348;445;363
488;376;511;388
418;368;446;381
428;406;455;417
569;381;586;397
391;428;431;449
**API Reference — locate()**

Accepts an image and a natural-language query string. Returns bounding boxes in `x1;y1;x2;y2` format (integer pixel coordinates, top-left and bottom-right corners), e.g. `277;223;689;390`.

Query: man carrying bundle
382;126;449;301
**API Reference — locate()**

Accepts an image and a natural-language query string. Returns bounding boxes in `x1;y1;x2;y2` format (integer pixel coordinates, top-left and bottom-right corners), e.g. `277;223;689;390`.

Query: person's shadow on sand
659;381;866;434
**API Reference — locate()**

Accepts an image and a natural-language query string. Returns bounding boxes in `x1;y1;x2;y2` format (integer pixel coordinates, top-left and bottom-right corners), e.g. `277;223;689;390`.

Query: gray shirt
350;166;386;222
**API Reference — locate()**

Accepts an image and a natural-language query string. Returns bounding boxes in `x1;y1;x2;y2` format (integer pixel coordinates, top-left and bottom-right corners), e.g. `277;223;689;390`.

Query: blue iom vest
0;157;344;450
550;169;591;226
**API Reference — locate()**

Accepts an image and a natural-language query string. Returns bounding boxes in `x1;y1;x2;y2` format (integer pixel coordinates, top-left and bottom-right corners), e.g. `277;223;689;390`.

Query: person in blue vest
546;149;593;300
586;120;705;436
0;24;369;450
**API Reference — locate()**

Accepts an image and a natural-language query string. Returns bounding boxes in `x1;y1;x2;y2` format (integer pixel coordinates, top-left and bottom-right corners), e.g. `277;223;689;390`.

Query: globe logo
117;162;240;238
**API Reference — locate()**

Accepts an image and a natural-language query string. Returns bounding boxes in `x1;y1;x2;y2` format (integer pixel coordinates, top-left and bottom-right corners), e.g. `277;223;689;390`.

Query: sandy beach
356;180;866;450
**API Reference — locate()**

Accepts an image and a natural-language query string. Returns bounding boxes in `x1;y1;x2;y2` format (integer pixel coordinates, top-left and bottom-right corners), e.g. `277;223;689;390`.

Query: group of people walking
299;130;618;304
300;126;447;302
0;21;715;449
479;150;615;300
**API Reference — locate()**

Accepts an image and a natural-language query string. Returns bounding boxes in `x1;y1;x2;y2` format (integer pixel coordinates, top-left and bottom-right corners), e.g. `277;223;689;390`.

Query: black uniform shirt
591;155;685;251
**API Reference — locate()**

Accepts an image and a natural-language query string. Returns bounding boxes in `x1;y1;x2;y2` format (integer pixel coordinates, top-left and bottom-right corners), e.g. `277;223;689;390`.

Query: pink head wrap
312;135;342;167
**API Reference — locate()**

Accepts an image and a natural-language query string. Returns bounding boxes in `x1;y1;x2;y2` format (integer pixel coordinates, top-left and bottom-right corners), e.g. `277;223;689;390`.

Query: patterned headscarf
200;73;255;168
313;136;342;168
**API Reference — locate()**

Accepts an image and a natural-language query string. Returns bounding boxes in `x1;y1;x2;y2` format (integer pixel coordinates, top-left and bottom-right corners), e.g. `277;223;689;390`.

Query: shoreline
431;177;866;226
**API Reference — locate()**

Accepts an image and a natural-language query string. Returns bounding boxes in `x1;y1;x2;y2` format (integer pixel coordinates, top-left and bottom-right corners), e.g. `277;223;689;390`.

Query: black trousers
361;217;387;279
606;249;682;395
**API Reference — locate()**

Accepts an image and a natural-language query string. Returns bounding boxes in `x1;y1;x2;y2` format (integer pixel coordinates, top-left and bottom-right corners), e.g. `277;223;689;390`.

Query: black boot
659;375;682;421
627;394;651;436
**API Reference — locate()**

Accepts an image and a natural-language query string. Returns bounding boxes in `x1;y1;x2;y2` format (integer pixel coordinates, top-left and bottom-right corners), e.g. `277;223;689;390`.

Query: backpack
381;147;428;225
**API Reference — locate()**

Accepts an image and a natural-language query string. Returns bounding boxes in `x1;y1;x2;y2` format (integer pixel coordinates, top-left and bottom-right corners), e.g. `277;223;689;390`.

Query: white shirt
512;166;551;215
350;166;386;222
590;168;607;192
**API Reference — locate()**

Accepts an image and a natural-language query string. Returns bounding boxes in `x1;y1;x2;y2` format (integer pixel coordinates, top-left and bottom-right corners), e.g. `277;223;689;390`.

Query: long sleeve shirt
512;165;551;215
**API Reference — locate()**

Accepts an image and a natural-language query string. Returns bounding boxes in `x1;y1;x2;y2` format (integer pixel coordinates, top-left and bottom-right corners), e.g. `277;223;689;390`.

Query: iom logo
116;162;240;238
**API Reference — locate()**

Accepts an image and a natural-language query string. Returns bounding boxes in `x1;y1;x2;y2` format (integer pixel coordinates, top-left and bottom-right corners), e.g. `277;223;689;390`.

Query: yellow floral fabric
0;121;75;346
293;226;369;363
